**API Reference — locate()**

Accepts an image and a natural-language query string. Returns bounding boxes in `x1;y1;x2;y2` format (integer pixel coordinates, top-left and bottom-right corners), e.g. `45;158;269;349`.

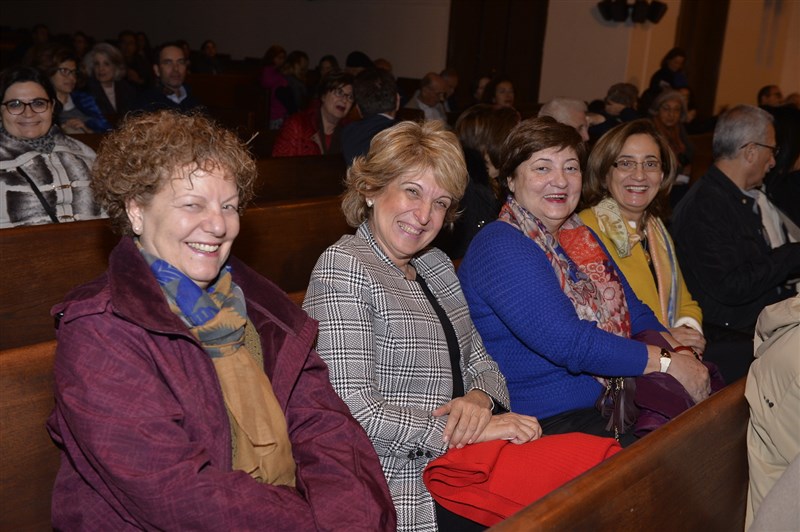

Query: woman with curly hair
46;110;395;530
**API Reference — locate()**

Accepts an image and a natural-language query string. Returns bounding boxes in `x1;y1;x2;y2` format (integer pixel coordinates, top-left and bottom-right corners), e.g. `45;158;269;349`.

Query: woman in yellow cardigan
579;119;706;354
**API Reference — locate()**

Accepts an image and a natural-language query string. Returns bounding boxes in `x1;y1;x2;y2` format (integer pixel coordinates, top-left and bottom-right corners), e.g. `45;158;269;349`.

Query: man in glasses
671;104;800;381
132;42;203;114
404;72;448;124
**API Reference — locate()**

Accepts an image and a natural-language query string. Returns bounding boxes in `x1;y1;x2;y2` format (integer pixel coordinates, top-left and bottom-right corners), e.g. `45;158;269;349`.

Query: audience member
538;98;590;142
0;66;102;228
481;77;515;110
440;67;459;113
272;72;354;157
649;47;688;92
71;31;92;63
341;68;398;165
588;82;640;141
405;72;448;123
580;119;706;355
459;117;711;445
20;24;51;67
763;105;800;227
46;110;395;530
745;295;799;529
472;74;491;106
259;44;289;129
281;50;310;114
442;104;520;258
83;43;137;122
303;120;541;531
757;85;783;109
132;42;202;113
38;47;111;133
118;30;151;89
192;40;224;74
671;105;800;380
344;50;373;76
317;54;339;78
649;89;694;206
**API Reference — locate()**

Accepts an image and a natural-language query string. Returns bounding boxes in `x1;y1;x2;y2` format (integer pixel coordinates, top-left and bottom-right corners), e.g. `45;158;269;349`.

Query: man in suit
341;68;399;165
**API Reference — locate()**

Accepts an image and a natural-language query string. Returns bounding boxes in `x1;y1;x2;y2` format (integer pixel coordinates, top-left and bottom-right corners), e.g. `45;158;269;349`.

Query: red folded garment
423;433;621;526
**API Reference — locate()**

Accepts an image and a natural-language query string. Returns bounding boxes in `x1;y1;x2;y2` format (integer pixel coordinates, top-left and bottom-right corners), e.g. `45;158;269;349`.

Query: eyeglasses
56;67;78;77
612;159;662;173
739;142;780;158
1;98;52;115
332;88;354;102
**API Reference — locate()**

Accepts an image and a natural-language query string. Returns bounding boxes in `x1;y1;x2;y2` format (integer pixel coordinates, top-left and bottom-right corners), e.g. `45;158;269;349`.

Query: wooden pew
0;340;749;532
0;340;58;532
253;154;346;201
0;196;351;350
490;377;749;531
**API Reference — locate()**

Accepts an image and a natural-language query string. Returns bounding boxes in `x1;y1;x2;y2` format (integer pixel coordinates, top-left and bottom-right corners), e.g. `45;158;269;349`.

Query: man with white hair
671;105;800;380
538;98;590;142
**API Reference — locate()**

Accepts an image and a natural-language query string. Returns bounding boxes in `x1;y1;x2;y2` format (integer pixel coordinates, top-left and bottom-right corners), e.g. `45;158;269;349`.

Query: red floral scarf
499;197;631;337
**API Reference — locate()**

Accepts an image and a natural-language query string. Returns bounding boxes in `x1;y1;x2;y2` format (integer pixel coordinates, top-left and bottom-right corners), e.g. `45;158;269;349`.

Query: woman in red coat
272;71;354;157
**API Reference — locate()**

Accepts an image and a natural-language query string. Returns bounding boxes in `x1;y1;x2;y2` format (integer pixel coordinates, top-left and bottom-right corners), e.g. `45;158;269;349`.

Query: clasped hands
432;389;541;449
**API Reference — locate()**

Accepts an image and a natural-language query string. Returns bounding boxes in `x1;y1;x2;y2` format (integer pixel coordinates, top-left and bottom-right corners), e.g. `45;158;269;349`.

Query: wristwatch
659;348;672;373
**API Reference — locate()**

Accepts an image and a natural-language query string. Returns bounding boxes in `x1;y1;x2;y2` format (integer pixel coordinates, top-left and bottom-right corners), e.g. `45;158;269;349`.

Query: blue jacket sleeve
72;91;113;132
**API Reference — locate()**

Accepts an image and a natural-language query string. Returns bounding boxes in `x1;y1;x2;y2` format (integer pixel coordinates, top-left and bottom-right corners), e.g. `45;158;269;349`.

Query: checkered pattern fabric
304;223;509;532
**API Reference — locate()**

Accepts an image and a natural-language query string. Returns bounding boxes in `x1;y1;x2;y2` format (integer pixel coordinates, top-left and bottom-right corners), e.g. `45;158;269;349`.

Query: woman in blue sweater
458;117;710;444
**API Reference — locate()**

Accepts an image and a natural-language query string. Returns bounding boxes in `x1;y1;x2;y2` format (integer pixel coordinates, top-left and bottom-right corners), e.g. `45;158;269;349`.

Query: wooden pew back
0;340;58;531
0;196;351;349
490;378;749;531
254;155;346;202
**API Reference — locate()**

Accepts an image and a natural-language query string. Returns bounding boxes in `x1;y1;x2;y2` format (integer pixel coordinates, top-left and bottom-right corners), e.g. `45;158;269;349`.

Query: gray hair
649;89;687;122
83;43;126;82
538;98;586;122
712;104;774;161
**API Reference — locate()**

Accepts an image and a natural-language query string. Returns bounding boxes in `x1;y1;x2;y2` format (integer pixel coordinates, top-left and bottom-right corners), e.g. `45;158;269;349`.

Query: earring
132;225;142;235
366;198;374;207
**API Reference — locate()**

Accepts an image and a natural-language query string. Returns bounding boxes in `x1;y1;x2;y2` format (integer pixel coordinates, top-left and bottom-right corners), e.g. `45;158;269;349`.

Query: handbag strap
16;167;59;223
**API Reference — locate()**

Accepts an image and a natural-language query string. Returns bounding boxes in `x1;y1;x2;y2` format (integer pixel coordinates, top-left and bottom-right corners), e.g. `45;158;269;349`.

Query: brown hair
581;119;677;220
498;116;586;197
92;110;256;235
342;120;467;227
455;104;521;170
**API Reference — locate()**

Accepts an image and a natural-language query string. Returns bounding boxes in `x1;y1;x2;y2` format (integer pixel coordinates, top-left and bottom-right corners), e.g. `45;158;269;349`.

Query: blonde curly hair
92;110;256;235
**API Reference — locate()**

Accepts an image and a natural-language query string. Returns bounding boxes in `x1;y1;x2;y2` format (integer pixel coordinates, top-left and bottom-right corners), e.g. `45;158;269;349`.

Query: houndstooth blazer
303;222;510;532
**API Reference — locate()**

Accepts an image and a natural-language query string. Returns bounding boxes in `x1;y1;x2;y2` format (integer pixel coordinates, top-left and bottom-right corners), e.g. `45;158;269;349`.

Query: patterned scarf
499;196;631;337
139;243;296;487
591;197;679;326
0;122;58;154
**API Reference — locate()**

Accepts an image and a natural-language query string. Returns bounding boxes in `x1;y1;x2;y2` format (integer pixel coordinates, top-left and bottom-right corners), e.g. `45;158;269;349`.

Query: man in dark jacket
132;42;203;113
341;68;398;165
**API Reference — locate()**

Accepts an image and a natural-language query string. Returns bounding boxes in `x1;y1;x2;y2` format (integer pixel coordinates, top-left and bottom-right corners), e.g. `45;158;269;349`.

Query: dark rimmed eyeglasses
739;142;780;158
332;88;354;102
1;98;52;115
56;67;78;77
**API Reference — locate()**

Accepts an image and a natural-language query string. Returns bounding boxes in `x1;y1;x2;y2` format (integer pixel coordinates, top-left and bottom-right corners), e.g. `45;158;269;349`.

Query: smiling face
508;146;582;234
125;167;240;289
320;84;353;123
606;134;664;224
368;169;453;270
93;53;115;84
51;60;77;97
1;81;53;139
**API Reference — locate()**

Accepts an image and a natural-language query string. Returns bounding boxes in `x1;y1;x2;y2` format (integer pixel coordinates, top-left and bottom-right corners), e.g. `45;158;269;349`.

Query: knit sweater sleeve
459;222;648;377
